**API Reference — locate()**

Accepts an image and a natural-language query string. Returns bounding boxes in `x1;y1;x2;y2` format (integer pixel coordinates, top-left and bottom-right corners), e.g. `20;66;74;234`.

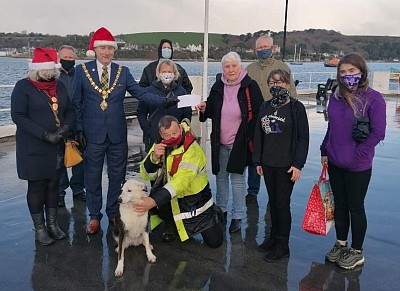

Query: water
1;57;399;125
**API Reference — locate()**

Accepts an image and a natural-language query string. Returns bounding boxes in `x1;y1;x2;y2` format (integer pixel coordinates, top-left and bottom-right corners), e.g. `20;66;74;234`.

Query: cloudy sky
1;0;399;37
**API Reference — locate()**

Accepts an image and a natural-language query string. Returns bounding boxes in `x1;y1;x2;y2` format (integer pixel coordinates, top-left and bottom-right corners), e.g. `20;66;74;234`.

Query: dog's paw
147;254;157;263
114;264;124;277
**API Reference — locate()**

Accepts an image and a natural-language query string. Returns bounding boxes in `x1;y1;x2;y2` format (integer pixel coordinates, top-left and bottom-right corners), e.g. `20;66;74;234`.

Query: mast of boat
200;0;209;149
293;44;297;62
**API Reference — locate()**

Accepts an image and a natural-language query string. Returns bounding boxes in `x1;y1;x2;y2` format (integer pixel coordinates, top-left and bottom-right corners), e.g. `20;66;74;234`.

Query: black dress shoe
58;196;66;207
229;219;242;233
73;192;86;202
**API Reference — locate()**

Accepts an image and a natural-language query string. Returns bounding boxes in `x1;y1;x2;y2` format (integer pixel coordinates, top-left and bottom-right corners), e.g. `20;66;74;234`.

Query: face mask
161;48;172;59
341;73;362;90
162;133;182;148
60;59;75;71
256;49;272;60
160;73;174;85
270;86;290;107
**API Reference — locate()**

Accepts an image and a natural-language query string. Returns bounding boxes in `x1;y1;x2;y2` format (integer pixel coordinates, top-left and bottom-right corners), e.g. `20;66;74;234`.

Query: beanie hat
28;48;61;70
86;27;118;58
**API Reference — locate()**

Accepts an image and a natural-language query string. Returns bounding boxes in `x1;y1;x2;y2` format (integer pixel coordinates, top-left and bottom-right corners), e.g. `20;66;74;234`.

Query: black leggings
262;165;295;238
328;163;371;250
27;174;60;214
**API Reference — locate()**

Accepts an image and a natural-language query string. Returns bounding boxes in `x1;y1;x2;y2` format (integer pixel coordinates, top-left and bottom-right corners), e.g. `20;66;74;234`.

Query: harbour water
1;57;400;125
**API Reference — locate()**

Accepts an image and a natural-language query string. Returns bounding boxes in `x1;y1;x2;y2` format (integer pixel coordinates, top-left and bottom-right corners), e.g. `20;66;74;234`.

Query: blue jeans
247;164;261;196
215;145;246;220
59;162;85;197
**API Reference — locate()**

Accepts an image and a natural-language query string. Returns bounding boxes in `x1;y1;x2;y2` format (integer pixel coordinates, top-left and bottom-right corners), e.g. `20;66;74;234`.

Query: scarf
28;79;58;98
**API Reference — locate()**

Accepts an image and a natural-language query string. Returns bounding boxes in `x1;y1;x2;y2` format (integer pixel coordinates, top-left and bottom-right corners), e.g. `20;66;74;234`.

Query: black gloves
163;95;180;108
42;131;62;144
75;130;87;149
55;125;70;139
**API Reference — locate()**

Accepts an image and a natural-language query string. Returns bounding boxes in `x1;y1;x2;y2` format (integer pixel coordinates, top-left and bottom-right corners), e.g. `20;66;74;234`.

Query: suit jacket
72;60;164;144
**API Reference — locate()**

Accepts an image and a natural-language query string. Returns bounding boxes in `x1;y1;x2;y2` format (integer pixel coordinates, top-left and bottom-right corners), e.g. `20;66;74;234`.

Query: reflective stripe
173;198;214;221
141;164;158;179
178;162;199;172
164;183;176;198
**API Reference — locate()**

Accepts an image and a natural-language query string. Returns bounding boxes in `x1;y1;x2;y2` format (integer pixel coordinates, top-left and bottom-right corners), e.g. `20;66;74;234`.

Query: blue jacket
137;80;192;148
320;87;386;171
72;60;164;144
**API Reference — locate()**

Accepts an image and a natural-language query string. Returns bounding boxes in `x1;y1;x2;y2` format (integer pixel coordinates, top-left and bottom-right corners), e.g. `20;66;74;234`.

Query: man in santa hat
72;27;179;235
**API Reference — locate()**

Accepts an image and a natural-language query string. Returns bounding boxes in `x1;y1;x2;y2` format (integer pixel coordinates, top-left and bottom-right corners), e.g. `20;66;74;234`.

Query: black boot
162;222;177;242
264;236;290;262
46;208;66;240
258;232;276;253
31;212;55;246
229;219;242;233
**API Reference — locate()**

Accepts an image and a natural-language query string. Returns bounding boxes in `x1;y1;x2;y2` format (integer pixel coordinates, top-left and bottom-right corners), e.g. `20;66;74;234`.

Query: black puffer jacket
199;74;263;175
139;39;193;94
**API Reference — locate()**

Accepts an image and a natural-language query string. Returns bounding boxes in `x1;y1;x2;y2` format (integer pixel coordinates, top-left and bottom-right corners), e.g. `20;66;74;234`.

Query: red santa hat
28;48;61;70
86;27;118;58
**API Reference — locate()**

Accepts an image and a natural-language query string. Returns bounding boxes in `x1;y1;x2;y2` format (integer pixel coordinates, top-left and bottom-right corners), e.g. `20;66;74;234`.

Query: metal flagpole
200;0;209;150
282;0;289;61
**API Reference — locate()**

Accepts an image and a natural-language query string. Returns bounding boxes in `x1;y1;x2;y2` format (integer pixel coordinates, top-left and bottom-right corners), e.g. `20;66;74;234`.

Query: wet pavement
0;98;400;291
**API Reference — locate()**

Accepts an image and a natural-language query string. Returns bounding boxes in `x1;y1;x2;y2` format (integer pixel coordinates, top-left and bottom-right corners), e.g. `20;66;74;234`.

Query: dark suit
72;60;164;220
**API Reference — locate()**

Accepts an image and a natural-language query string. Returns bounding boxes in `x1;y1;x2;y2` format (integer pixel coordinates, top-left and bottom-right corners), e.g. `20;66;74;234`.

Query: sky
1;0;399;37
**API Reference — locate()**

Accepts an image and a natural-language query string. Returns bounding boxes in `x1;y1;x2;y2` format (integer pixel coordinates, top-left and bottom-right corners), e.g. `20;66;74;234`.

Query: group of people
11;26;386;270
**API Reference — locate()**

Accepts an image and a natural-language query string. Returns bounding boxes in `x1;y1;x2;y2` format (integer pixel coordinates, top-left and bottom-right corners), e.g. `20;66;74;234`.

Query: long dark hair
336;53;369;115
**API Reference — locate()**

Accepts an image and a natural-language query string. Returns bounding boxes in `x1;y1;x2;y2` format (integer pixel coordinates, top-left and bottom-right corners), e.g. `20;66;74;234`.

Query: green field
118;32;225;47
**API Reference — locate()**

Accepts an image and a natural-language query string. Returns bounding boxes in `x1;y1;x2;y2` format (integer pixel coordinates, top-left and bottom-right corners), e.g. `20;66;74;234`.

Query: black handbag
352;116;370;142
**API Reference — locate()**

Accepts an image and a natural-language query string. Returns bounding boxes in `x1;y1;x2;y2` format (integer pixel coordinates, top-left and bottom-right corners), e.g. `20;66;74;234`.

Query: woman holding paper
137;58;192;152
197;52;263;234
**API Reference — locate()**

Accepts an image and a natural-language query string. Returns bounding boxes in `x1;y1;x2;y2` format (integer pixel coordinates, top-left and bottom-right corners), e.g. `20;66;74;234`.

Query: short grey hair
158;115;179;130
58;45;77;56
255;35;274;49
27;69;60;81
221;52;242;67
156;58;180;81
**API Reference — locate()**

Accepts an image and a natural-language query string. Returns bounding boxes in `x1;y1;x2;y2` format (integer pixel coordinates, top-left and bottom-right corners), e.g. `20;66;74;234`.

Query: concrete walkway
0;99;399;290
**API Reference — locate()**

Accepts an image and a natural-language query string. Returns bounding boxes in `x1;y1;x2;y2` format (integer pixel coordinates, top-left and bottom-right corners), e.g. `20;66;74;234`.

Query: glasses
268;80;285;87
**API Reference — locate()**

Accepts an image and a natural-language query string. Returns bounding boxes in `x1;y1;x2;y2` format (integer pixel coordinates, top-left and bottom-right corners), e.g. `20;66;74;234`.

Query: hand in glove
55;125;70;139
163;94;180;108
42;131;62;144
75;130;87;149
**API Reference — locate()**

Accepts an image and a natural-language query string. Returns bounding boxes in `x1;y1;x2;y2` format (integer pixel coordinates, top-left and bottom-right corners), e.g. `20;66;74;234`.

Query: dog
114;179;156;277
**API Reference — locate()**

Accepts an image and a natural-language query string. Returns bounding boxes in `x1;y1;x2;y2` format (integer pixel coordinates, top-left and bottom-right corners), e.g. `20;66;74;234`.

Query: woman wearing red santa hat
11;47;75;246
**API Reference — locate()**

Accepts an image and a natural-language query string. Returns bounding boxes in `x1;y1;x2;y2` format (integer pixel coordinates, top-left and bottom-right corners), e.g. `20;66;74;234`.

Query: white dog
114;179;156;277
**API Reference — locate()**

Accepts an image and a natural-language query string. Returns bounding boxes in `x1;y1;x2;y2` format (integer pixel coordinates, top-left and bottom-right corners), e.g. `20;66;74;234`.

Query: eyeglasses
268;81;285;87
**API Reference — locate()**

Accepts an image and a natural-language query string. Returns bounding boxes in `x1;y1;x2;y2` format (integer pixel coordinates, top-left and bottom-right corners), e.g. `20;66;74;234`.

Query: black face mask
60;59;75;71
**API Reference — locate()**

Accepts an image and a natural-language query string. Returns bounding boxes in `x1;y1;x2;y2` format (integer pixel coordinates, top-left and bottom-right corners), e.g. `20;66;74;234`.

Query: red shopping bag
302;164;334;235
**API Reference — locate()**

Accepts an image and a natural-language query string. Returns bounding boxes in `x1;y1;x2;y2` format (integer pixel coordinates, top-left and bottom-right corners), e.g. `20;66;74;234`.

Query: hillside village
1;29;400;61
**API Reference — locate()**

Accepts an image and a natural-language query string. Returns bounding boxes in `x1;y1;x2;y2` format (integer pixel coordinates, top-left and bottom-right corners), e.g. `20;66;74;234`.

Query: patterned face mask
160;73;175;85
269;86;290;107
341;73;362;90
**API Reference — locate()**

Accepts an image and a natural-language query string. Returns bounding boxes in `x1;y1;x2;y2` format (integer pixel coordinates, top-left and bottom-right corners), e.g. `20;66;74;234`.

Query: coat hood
158;39;173;59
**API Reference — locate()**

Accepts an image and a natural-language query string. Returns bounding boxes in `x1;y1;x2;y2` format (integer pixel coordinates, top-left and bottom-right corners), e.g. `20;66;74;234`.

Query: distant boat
290;44;303;65
390;67;400;81
324;57;339;67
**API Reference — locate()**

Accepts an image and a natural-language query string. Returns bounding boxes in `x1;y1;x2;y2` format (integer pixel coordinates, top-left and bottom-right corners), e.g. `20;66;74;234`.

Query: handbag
64;140;83;168
302;164;334;236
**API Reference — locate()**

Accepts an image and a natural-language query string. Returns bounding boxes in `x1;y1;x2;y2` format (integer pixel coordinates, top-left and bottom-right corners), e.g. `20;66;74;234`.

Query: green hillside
118;32;224;47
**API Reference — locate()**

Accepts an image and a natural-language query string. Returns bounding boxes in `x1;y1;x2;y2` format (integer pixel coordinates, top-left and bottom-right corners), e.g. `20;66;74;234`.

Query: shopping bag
64;140;83;168
302;164;334;235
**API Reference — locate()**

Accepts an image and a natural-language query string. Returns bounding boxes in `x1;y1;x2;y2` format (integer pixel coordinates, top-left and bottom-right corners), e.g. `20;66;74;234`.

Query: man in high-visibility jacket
134;115;223;248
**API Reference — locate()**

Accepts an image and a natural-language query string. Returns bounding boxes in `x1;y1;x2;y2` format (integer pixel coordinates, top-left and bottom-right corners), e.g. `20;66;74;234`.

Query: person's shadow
299;261;363;291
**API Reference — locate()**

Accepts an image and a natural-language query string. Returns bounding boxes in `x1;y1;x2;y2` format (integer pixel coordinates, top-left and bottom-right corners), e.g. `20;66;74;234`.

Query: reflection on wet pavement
1;99;400;290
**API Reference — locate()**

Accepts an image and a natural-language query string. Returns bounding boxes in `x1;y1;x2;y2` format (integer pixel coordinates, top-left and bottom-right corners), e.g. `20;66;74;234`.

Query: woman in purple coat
321;53;386;269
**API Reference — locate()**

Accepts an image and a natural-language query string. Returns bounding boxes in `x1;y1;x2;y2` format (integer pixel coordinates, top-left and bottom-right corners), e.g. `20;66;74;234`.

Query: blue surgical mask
256;49;272;60
161;48;172;59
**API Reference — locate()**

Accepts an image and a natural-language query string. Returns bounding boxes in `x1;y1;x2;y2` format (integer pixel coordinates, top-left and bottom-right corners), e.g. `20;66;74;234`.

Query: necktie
101;66;109;91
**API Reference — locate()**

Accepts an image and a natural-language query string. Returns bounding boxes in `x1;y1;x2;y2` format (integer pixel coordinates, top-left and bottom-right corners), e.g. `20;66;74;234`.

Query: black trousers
328;163;371;250
261;165;294;238
157;202;223;248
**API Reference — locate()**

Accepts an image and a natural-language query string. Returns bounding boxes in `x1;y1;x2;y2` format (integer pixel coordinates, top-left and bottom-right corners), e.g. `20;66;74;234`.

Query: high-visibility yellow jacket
140;123;216;241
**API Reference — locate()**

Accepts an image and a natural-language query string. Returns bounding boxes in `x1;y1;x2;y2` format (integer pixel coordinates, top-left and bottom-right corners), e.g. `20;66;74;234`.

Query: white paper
177;94;202;108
